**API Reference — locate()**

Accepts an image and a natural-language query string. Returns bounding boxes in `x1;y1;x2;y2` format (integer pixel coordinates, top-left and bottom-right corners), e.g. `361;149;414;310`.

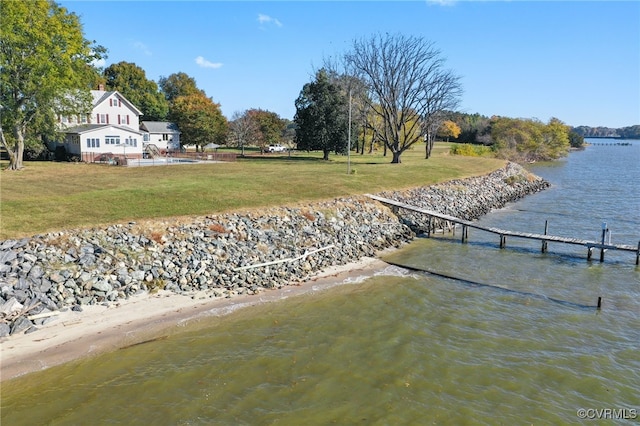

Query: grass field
0;144;505;239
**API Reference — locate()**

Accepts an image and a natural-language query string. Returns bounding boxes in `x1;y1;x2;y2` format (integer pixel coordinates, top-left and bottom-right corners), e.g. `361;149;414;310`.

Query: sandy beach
1;257;392;382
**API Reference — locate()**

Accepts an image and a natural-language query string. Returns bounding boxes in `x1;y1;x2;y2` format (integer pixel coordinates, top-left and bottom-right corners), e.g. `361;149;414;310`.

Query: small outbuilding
140;121;181;152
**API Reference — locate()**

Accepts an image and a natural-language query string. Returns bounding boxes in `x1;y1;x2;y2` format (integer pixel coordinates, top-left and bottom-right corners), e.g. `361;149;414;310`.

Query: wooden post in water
600;222;608;262
636;241;640;266
597;297;602;310
427;216;432;237
587;246;593;261
541;220;549;253
499;234;506;248
461;225;468;243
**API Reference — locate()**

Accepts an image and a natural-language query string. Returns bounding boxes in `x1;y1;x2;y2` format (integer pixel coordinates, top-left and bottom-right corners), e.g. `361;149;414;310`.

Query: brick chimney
98;84;105;91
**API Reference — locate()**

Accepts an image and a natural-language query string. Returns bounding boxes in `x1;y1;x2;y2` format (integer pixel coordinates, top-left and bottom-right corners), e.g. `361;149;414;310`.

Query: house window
143;133;149;142
105;136;120;145
86;138;100;148
118;115;129;125
162;134;169;141
80;115;88;124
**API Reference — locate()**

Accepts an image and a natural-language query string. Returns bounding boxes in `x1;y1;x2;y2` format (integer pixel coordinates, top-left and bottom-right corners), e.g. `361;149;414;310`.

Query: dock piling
365;194;639;264
600;223;608;262
542;220;549;253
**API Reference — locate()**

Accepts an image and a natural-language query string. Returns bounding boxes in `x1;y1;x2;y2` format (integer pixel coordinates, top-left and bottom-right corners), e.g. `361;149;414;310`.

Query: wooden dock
589;141;632;146
366;194;640;265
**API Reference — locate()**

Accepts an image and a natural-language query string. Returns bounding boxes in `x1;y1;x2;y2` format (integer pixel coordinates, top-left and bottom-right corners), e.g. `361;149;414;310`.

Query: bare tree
343;33;462;163
421;71;463;159
229;110;258;157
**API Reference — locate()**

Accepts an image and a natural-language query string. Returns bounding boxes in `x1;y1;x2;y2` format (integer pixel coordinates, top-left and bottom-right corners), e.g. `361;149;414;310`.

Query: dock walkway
366;194;640;265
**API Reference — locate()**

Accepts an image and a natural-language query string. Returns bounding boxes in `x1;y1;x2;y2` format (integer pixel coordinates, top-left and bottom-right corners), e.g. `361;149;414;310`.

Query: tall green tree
169;93;228;151
103;61;168;121
294;69;348;160
246;109;286;152
158;72;203;104
0;0;104;170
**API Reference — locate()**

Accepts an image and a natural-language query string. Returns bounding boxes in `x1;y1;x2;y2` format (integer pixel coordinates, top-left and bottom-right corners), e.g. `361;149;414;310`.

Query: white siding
65;127;143;159
145;132;181;151
91;92;140;130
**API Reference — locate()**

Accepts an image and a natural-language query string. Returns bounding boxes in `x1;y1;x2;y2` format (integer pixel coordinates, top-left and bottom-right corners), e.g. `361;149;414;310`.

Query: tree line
432;112;584;162
1;1;465;169
294;33;463;164
3;0;630;171
572;125;640;139
0;0;294;169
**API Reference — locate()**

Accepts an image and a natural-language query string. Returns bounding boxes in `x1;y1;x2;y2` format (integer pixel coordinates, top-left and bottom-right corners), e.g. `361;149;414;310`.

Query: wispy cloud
91;58;106;68
195;56;223;69
426;0;457;6
132;41;152;56
258;13;282;28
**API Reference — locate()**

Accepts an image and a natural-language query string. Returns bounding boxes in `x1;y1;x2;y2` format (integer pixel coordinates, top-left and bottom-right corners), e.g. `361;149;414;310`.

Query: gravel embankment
0;162;549;336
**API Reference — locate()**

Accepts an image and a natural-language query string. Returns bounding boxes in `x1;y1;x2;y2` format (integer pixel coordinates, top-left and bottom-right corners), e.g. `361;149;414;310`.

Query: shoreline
1;256;392;382
0;162;550;382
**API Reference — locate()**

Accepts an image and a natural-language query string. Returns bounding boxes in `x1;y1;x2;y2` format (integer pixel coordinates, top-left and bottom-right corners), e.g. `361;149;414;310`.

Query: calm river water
2;139;639;425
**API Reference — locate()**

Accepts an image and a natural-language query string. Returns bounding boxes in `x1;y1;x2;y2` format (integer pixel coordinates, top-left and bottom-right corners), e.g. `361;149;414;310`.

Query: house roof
140;121;181;134
64;124;143;135
90;90;143;116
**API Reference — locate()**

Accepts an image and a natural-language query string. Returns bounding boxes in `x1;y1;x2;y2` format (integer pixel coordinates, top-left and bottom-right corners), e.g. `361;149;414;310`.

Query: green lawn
0;144;505;239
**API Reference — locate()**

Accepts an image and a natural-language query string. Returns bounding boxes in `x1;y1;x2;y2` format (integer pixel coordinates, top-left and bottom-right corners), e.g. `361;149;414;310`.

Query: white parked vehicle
267;144;287;153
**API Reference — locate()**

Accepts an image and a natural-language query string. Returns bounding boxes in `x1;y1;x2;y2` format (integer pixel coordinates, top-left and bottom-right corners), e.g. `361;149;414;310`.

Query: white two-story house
57;85;145;162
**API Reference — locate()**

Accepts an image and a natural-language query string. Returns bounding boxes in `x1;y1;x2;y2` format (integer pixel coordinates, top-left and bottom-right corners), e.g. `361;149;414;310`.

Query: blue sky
60;1;639;128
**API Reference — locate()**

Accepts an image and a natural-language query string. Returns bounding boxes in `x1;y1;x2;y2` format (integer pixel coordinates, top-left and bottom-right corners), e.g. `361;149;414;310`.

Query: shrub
209;223;227;233
450;143;492;157
149;231;164;244
301;210;316;221
145;278;165;294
